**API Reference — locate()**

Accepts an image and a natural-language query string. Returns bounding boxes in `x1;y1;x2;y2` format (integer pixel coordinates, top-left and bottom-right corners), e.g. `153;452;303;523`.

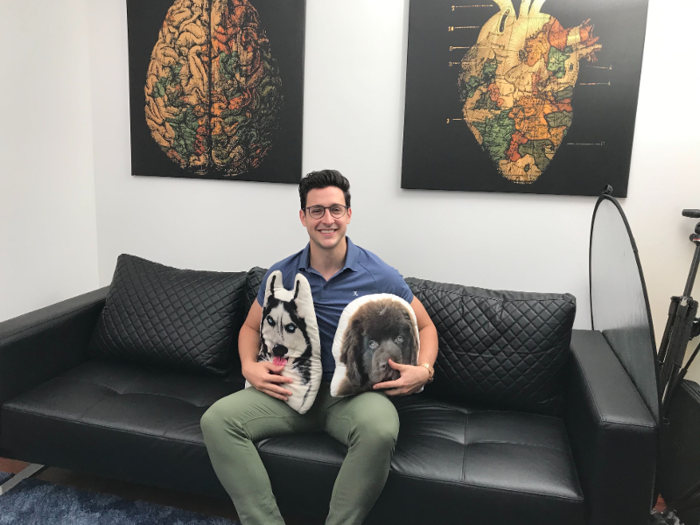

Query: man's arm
373;297;438;396
239;301;294;401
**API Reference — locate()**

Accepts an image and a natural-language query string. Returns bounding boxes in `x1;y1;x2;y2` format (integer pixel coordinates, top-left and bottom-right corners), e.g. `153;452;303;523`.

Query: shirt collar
299;243;312;271
298;236;360;273
343;237;360;272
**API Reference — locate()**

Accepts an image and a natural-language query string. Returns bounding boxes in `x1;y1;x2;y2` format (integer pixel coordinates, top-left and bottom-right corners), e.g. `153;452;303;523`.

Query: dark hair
299;170;351;209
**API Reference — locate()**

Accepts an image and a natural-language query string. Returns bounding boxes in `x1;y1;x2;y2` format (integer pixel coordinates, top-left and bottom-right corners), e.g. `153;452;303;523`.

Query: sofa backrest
407;277;576;415
244;267;268;315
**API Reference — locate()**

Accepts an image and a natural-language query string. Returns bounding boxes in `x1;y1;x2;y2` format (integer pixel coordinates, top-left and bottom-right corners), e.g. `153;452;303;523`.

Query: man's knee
201;399;224;438
200;395;245;442
350;399;399;449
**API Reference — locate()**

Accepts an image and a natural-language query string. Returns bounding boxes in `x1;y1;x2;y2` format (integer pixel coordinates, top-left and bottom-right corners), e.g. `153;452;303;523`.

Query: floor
0;457;325;525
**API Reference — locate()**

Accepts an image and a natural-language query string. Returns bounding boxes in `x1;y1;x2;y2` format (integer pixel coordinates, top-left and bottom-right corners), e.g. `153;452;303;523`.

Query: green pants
200;382;399;525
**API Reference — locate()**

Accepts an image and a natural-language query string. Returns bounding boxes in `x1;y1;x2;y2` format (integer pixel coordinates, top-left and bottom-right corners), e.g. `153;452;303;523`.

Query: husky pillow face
246;270;322;414
331;294;420;397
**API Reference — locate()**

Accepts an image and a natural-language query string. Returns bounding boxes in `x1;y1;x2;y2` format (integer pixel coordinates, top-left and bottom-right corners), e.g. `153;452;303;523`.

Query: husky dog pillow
331;294;420;397
246;270;322;414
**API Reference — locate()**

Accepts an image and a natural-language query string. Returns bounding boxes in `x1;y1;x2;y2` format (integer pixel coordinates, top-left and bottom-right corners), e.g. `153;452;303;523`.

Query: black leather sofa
0;256;657;525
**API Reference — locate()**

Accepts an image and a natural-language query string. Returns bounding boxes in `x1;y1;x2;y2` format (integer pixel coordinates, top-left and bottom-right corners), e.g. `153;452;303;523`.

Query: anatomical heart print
127;0;305;183
401;0;649;197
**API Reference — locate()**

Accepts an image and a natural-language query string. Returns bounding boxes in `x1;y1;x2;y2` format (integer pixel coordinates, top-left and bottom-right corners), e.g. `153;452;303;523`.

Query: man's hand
373;359;430;396
243;360;293;401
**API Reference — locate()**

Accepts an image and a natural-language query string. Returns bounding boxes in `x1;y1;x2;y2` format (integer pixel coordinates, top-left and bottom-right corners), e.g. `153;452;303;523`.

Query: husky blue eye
284;323;296;333
369;340;379;350
395;335;404;344
266;316;275;327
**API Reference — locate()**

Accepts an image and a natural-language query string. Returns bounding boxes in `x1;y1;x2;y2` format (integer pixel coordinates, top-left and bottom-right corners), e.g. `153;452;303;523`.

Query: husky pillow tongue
246;270;322;414
273;356;288;368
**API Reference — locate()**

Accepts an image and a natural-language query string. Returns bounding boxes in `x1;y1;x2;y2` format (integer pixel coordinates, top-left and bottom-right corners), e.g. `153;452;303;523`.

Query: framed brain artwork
401;0;649;197
127;0;305;183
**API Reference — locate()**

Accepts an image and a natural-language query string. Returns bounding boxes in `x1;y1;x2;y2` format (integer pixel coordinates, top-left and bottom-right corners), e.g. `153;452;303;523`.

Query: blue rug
0;471;238;524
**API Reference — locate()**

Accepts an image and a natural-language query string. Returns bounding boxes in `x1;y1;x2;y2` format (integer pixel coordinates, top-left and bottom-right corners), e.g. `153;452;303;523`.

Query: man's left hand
373;359;430;396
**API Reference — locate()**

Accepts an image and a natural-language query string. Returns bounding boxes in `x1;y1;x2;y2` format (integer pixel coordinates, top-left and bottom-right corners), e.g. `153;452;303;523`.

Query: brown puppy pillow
331;294;420;397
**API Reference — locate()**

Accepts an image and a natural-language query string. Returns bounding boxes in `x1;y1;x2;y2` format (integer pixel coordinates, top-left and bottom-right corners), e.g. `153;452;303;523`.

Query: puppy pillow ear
293;273;315;320
335;316;364;396
265;270;283;301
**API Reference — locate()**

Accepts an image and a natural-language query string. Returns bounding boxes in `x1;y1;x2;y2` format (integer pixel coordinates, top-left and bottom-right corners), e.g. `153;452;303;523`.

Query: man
201;170;438;525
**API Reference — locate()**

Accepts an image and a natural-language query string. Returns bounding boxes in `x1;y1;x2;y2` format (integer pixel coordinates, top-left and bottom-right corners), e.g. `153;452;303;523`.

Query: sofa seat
0;358;240;497
1;357;584;524
259;396;585;525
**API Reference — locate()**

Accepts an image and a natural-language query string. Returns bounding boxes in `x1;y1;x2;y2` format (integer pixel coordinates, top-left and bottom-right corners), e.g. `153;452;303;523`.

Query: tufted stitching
461;411;468;481
4;407;208;446
58;377;223;409
243;267;267;313
464;440;567;451
389;470;583;502
407;278;576;415
89;255;247;376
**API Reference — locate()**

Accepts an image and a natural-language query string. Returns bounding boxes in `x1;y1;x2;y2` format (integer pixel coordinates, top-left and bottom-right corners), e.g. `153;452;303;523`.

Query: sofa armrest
565;329;657;525
0;287;109;406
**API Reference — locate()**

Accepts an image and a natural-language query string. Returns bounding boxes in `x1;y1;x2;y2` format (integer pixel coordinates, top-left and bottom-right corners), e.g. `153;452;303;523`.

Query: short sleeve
378;267;414;304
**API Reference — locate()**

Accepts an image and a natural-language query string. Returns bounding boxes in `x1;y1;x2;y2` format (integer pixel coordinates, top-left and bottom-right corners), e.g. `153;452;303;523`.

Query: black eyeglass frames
303;204;349;220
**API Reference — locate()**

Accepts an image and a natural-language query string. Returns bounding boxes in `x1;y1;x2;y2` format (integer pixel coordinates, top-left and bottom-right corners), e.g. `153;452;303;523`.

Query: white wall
90;0;591;309
5;0;700;382
0;0;99;322
619;0;700;380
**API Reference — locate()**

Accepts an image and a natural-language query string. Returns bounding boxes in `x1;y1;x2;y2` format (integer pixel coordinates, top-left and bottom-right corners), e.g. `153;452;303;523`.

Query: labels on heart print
458;0;601;184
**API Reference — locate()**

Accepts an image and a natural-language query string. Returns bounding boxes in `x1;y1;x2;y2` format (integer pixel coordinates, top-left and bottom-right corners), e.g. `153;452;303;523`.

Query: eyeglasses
304;204;349;220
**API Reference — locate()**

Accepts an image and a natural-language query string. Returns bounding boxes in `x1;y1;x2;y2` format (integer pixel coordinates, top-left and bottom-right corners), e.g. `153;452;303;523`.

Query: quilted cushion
244;266;267;313
89;254;247;376
407;278;576;415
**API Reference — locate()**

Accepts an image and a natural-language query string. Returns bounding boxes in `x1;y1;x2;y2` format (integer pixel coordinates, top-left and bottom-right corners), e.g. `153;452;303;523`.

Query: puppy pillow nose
272;344;289;357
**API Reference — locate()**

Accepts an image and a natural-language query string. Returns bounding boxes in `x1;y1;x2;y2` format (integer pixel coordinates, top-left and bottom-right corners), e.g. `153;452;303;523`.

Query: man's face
299;187;352;252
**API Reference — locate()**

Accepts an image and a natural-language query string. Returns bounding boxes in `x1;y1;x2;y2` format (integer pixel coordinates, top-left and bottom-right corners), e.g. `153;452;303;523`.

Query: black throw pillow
89;254;247;376
407;277;576;415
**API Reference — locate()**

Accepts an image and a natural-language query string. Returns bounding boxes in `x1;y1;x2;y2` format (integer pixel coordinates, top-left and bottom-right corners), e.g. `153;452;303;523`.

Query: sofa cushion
89;254;248;376
244;266;267;313
407;278;576;415
0;358;241;498
0;361;583;524
257;395;584;525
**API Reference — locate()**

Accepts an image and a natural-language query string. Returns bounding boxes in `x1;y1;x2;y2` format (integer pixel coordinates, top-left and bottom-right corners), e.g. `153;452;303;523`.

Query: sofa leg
0;463;44;495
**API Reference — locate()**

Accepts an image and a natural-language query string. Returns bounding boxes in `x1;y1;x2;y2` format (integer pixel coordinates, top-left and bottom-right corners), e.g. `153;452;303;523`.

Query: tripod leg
658;297;681;366
660;301;699;418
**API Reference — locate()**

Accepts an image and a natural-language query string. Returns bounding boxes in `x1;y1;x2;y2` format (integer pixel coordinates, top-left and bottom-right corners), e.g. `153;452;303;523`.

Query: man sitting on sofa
201;169;438;525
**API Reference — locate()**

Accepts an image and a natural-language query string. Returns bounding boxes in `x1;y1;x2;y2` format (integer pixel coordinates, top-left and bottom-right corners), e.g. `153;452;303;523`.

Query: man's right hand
243;360;293;401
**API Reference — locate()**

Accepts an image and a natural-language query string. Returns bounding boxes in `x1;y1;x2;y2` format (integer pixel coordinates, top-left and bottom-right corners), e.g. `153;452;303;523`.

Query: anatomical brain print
145;0;282;176
401;0;648;197
458;0;600;183
128;0;305;183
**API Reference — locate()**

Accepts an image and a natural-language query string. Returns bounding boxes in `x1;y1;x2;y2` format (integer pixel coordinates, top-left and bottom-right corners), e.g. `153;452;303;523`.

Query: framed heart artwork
401;0;649;197
126;0;305;183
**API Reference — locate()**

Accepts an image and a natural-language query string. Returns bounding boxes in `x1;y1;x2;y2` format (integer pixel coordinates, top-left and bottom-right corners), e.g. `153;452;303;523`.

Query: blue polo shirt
257;237;414;381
